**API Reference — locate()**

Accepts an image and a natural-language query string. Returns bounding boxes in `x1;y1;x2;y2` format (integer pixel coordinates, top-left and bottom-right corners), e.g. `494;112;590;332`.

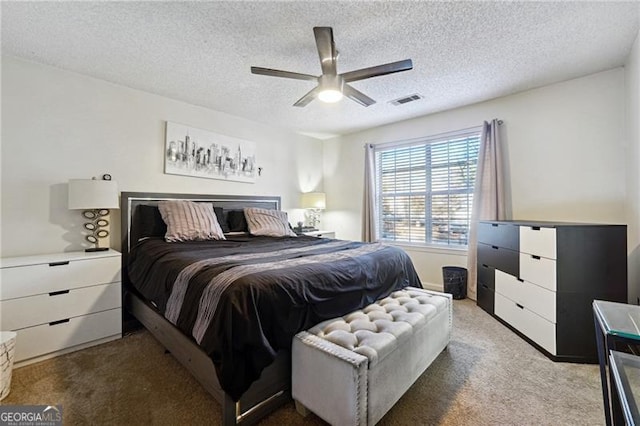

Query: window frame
373;126;482;249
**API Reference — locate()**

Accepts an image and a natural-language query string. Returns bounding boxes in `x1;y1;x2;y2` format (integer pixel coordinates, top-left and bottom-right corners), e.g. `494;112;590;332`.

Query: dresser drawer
477;263;495;290
520;226;557;259
495;269;520;299
520;253;557;292
1;256;120;300
477;243;518;277
477;282;494;314
478;222;519;250
495;292;556;355
494;270;556;323
1;282;121;331
14;308;121;363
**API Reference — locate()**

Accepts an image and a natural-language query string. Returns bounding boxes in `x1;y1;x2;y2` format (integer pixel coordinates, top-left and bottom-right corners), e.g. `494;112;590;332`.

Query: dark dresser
477;220;627;363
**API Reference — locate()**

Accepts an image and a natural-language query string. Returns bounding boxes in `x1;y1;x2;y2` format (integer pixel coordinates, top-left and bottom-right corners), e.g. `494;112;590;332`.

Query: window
375;128;481;247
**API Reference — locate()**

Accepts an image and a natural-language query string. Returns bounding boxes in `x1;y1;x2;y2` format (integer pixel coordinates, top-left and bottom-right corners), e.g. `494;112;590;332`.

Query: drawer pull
49;261;69;267
481;283;489;289
49;318;70;326
531;255;541;260
482;264;489;268
49;290;70;296
516;303;524;310
491;224;498;227
491;245;499;250
531;226;541;231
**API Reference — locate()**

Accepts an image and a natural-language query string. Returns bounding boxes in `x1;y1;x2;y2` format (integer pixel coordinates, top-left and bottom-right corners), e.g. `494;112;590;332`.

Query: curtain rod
364;119;503;149
368;125;483;150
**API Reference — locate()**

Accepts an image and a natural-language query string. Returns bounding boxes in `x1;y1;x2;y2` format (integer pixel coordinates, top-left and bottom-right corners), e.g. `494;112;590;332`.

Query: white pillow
244;207;296;237
158;200;226;242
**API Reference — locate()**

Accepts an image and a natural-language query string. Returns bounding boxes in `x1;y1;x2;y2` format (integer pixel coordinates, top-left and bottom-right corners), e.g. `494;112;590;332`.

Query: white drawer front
317;232;335;239
13;308;121;362
495;293;556;355
495;270;521;301
519;253;557;292
520;280;556;323
495;270;556;323
1;256;120;300
519;226;556;259
1;282;121;331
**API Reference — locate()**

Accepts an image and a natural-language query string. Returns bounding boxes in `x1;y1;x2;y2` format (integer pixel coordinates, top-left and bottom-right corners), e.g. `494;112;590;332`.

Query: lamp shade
68;179;119;210
301;192;326;210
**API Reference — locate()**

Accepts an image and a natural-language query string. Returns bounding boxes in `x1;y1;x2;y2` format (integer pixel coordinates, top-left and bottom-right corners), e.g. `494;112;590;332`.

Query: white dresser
302;230;336;239
477;221;627;363
0;250;122;366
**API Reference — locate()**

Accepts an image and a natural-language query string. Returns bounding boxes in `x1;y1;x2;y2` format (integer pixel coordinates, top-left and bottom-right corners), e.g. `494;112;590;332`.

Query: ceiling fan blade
313;27;337;75
343;84;376;107
341;59;413;83
251;66;317;82
293;86;321;107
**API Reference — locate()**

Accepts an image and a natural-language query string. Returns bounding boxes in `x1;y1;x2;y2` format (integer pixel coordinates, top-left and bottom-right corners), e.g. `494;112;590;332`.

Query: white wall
324;69;627;288
2;54;633;296
626;28;640;305
1;56;324;257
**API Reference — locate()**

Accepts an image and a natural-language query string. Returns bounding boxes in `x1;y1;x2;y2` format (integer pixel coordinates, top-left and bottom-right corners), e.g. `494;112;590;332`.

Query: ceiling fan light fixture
317;74;344;103
250;27;413;107
318;89;343;103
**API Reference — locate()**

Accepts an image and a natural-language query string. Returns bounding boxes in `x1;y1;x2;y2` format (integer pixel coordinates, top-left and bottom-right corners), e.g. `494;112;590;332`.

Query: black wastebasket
442;266;467;300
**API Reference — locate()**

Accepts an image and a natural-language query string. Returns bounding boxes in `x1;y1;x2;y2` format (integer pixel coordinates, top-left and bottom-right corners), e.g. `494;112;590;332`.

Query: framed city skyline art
164;121;257;183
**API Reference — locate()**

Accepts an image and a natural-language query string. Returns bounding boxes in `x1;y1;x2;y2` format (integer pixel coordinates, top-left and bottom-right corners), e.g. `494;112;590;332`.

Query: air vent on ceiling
389;93;424;106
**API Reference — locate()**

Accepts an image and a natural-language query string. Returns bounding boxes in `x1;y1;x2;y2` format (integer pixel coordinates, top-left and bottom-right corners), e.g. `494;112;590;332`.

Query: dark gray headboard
120;191;281;288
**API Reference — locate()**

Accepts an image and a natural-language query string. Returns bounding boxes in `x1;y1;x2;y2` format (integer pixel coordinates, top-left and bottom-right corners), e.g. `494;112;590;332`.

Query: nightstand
0;249;122;367
303;230;336;239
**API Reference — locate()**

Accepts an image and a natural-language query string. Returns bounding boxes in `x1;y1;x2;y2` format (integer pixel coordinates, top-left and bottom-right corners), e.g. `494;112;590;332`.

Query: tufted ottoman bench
292;287;452;425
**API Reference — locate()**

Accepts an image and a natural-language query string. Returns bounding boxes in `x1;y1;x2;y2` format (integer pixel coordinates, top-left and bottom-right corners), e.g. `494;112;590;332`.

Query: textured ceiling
2;1;639;139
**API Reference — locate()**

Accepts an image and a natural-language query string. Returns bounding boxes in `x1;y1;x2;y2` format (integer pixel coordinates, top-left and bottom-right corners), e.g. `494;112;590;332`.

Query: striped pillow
158;200;226;242
244;207;296;237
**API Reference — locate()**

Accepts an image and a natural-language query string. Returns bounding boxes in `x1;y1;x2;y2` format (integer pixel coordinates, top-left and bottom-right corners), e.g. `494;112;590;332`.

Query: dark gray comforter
127;235;421;400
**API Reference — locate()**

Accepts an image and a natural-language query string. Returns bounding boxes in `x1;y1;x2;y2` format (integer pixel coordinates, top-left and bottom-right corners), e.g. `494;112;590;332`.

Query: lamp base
85;247;109;252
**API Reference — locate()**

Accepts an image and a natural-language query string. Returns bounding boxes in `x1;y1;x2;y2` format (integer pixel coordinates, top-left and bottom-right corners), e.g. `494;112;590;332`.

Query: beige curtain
362;143;377;242
467;119;507;299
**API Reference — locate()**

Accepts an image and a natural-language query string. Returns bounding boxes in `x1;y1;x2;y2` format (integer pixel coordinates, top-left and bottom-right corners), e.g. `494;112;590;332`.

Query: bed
120;192;421;425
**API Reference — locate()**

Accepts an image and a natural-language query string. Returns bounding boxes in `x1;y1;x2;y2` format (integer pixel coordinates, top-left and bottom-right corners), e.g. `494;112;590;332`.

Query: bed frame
120;192;292;425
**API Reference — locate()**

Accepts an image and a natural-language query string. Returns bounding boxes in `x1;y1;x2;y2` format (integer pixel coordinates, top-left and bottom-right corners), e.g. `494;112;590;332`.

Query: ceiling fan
250;27;413;107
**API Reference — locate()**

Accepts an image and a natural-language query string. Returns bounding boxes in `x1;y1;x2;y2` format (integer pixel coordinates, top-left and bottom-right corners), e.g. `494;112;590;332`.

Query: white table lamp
68;177;119;252
301;192;326;229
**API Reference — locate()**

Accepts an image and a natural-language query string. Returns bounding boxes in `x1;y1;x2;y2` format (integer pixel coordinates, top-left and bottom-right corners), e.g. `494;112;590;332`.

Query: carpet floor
3;299;604;425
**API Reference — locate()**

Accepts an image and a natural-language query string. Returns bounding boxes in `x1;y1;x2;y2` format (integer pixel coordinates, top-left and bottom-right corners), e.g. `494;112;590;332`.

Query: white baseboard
422;282;443;292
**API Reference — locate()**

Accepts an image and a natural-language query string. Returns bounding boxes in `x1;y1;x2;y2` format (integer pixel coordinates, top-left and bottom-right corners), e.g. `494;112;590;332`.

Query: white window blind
375;128;481;246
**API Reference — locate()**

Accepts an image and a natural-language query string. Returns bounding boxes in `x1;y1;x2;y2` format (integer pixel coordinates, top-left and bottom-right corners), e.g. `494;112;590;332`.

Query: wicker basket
0;331;17;401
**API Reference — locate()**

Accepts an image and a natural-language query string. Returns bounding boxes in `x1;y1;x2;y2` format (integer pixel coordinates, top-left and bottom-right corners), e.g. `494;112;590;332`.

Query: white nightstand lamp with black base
68;174;119;252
